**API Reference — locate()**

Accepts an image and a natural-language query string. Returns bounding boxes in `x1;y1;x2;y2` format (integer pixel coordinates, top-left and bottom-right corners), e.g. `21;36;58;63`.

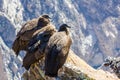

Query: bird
12;14;51;56
45;24;72;77
22;25;56;70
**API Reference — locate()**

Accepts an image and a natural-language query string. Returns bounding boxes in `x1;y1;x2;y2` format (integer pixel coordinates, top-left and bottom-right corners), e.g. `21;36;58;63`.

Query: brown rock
22;50;120;80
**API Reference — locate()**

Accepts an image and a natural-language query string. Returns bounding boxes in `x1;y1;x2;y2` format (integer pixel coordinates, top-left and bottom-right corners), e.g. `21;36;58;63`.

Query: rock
102;56;120;78
22;50;119;80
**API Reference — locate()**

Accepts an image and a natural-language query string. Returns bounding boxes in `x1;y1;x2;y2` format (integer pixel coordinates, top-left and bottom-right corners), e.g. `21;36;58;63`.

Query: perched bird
45;24;72;77
12;14;51;56
22;25;56;70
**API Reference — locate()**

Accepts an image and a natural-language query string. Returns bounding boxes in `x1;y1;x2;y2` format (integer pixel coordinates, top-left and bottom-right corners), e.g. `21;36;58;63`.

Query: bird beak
48;16;51;19
67;26;71;28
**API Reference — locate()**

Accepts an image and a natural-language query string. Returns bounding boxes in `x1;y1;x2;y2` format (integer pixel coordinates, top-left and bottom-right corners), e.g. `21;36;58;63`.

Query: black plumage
45;24;72;77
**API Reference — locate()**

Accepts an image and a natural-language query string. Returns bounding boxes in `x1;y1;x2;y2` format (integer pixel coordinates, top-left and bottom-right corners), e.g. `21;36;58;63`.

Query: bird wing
27;26;56;53
17;18;38;37
45;44;61;76
27;31;45;53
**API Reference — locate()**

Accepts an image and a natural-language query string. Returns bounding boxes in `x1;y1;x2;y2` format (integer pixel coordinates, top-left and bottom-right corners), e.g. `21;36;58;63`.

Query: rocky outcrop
102;57;120;78
22;50;119;80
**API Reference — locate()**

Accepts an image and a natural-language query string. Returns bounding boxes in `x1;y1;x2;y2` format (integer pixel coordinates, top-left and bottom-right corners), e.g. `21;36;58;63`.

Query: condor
45;24;72;77
12;15;51;56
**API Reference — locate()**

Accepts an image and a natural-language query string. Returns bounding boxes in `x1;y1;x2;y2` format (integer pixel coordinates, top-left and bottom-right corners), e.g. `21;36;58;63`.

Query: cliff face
0;0;120;80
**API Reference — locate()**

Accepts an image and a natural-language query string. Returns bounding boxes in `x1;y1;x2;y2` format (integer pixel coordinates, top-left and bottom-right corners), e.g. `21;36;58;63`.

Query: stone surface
22;50;119;80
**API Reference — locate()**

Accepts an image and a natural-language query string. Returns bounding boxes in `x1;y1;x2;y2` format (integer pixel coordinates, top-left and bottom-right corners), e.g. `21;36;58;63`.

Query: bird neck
59;29;69;35
65;30;69;35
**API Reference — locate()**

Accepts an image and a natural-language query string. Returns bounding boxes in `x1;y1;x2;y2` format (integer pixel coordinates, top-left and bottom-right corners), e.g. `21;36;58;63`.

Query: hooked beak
48;16;51;19
67;25;71;28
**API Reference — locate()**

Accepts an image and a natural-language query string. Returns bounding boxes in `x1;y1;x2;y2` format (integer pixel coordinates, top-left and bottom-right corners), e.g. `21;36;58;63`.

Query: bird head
37;14;51;27
42;14;51;19
58;24;71;35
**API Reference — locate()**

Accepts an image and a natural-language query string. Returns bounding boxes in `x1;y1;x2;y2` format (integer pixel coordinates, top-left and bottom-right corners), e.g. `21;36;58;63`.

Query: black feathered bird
45;24;72;77
22;25;56;70
12;14;51;56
